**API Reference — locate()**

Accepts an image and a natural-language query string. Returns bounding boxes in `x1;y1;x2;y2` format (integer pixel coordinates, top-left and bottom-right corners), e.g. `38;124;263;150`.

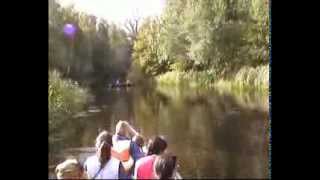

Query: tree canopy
132;0;269;78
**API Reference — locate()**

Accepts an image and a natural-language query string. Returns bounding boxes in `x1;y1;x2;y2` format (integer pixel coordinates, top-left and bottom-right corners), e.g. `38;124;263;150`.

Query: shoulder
136;155;152;166
135;157;143;167
83;155;99;176
85;155;98;163
84;155;98;166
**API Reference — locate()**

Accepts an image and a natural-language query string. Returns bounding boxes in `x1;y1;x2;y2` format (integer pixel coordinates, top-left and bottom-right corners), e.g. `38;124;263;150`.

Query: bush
49;70;90;146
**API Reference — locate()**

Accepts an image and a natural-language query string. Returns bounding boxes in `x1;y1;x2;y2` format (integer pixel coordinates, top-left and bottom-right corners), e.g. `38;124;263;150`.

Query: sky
58;0;166;25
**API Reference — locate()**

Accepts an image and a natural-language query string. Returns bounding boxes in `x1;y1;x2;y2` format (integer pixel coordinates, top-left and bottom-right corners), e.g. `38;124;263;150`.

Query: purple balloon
63;24;77;38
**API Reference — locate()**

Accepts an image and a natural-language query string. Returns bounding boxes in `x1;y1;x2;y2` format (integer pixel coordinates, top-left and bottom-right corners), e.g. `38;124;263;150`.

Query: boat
108;81;134;88
110;83;133;88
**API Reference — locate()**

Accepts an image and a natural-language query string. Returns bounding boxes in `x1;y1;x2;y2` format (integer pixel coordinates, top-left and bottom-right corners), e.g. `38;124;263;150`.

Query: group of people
55;120;180;179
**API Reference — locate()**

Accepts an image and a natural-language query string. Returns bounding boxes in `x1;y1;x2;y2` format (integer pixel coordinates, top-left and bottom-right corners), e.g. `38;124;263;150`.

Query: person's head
147;136;167;155
154;153;177;179
132;134;144;148
95;130;113;164
115;120;127;136
55;159;85;179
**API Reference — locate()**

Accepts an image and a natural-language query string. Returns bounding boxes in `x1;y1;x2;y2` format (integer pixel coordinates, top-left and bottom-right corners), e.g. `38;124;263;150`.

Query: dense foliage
132;0;269;82
49;70;89;146
49;0;133;87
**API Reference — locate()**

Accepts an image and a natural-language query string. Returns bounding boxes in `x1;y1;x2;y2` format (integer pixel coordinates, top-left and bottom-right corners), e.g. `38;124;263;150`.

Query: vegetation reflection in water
49;86;269;179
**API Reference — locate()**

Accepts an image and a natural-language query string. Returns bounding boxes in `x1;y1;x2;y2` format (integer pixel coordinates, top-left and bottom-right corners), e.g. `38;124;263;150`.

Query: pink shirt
135;155;157;179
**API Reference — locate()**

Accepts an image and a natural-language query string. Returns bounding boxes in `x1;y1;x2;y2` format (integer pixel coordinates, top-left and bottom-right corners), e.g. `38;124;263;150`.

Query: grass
156;65;269;93
156;69;216;88
214;65;269;93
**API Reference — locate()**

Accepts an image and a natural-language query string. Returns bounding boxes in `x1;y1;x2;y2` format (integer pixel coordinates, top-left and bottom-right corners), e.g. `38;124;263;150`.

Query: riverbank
156;65;269;93
49;70;91;153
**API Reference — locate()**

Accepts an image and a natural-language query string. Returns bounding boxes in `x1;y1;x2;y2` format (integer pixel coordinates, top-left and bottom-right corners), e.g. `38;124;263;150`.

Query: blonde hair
55;159;83;179
115;120;126;136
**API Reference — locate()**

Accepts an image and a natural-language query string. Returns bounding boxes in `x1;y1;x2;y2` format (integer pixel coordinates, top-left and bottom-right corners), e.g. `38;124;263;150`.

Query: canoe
108;83;134;88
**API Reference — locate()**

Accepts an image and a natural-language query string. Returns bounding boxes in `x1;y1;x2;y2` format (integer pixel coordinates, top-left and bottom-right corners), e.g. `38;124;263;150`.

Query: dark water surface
49;86;269;179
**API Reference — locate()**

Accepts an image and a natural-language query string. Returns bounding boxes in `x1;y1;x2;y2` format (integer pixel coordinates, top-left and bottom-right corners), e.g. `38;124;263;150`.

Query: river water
49;85;269;179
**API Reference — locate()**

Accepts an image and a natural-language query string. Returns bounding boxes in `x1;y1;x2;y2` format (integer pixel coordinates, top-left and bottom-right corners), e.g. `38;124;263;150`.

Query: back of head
115;120;126;136
133;134;144;147
154;153;177;179
147;136;167;155
95;130;113;149
95;130;114;166
55;159;84;179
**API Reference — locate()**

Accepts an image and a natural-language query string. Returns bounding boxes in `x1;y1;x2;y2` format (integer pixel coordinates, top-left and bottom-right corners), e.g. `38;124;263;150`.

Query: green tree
132;0;269;78
133;17;172;76
49;0;134;86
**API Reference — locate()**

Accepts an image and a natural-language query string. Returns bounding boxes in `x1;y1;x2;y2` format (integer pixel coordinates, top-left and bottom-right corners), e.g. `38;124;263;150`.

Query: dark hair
99;141;112;163
133;135;144;147
147;136;167;155
95;130;113;149
154;153;177;179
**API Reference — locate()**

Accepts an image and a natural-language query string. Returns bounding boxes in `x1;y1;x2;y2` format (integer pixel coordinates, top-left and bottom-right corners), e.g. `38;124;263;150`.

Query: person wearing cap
83;130;128;179
55;158;87;179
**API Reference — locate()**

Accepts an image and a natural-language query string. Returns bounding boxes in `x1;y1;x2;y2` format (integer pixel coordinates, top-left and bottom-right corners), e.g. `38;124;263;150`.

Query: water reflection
49;86;269;179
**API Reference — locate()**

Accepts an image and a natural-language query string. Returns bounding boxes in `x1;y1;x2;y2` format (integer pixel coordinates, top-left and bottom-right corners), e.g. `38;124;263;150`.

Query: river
49;85;269;179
